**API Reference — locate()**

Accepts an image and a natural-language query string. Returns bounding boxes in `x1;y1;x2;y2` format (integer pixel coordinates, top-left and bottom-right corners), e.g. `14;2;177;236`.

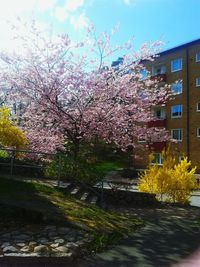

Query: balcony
149;142;166;152
148;118;166;128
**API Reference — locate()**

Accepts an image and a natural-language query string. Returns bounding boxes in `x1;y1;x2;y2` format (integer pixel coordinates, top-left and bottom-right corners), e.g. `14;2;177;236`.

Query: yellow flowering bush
138;147;197;204
0;105;27;149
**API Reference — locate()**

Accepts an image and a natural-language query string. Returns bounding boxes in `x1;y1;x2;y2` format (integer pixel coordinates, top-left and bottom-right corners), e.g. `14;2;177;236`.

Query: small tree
0;105;27;149
138;147;197;204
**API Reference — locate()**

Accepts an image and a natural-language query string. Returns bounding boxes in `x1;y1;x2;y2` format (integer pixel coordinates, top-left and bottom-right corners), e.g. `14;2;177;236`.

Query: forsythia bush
0;105;27;149
138;148;197;204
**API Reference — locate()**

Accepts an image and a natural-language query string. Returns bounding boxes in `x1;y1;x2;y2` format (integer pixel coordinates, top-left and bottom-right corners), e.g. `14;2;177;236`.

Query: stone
66;242;79;249
34;245;49;254
52;252;73;258
16;243;26;247
1;242;10;248
37;238;49;244
66;236;76;242
76;240;85;246
45;226;56;231
57;227;70;235
29;241;37;246
20;246;30;253
14;234;30;241
48;232;58;238
1;233;11;239
50;243;59;248
56;246;69;253
4;253;38;257
54;238;65;244
3;246;18;253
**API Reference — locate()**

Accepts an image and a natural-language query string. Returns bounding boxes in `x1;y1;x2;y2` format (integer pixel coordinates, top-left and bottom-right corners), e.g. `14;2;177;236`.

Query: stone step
58;182;72;188
90;195;98;205
63;183;76;193
70;187;80;195
80;192;89;201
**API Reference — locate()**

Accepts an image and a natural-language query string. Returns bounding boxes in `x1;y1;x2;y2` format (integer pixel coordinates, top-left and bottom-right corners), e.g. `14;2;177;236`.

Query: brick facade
134;39;200;172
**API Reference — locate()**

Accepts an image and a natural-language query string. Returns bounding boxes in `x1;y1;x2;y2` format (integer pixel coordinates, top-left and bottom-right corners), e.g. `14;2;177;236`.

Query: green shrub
0;150;9;158
45;154;103;185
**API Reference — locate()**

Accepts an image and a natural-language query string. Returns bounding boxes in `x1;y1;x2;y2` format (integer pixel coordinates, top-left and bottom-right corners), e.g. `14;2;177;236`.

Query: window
171;129;183;141
171;58;182;72
196;77;200;87
152;153;162;165
154;108;166;119
171;105;182;118
152;65;166;76
140;69;148;80
197;103;200;112
197;128;200;137
171;82;182;95
196;52;200;62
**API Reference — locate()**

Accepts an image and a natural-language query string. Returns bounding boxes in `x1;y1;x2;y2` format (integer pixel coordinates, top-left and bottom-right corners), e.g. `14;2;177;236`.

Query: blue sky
0;0;199;60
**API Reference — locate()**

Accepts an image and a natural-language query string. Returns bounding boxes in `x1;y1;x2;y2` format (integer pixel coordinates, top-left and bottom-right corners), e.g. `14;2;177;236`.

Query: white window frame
196;52;200;62
197;128;200;137
171;129;183;142
171;58;182;72
171;81;183;95
196;77;200;87
171;105;182;118
197;103;200;112
154;108;166;119
152;153;162;165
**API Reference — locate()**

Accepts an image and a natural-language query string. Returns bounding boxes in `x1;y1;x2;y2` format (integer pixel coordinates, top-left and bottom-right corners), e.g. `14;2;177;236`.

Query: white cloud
0;0;57;19
55;6;69;22
0;0;57;52
54;0;85;22
69;13;89;30
65;0;84;12
36;0;58;12
0;0;89;52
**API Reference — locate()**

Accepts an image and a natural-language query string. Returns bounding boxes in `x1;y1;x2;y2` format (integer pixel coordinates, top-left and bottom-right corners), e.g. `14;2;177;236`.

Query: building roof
112;38;200;66
159;38;200;56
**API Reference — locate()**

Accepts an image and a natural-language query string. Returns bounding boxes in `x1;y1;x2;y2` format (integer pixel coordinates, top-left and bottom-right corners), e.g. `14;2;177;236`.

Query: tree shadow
74;206;200;267
0;177;71;226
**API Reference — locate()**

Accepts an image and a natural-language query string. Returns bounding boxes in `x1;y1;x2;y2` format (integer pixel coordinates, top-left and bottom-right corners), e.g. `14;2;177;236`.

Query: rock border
0;225;93;258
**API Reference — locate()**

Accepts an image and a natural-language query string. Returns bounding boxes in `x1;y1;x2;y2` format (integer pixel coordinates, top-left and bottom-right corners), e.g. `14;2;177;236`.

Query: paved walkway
74;206;200;267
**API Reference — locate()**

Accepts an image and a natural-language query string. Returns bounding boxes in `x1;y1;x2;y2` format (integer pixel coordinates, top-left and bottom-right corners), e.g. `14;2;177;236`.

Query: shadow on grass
0;177;70;226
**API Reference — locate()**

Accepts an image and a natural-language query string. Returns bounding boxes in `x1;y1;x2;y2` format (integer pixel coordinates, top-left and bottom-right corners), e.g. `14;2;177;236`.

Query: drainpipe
186;48;190;159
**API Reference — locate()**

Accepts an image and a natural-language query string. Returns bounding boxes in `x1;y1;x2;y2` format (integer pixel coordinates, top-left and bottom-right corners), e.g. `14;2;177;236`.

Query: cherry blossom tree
0;21;169;160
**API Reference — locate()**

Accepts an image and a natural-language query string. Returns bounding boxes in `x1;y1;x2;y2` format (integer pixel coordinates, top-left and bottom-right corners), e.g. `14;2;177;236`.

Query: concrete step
80;192;89;201
58;181;71;188
70;187;80;195
90;195;98;205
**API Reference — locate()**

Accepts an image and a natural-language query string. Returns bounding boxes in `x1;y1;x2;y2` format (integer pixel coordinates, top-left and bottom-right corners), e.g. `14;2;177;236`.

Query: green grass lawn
94;161;124;176
0;178;142;237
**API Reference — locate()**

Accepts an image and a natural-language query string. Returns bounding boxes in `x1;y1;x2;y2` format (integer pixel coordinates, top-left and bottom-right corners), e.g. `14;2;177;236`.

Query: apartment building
134;38;200;172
